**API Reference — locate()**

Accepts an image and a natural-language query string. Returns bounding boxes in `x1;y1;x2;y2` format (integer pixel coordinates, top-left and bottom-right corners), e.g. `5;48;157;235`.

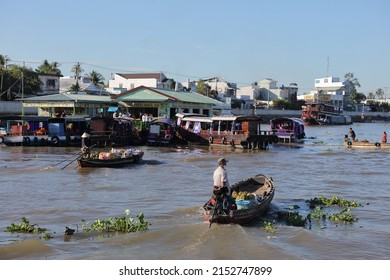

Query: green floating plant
5;217;47;234
306;195;362;207
81;209;151;233
263;220;276;234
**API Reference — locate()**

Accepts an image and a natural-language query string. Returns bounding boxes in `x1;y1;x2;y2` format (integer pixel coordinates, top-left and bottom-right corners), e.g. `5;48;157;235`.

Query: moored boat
270;117;305;144
0;115;50;146
77;147;144;167
176;113;278;149
301;103;352;125
202;174;275;225
146;118;178;146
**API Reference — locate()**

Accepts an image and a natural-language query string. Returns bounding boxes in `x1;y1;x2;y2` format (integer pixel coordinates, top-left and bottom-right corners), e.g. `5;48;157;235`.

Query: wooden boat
0;115;50;146
270;117;305;144
344;140;390;149
77;148;144;167
202;174;275;225
301;103;352;125
176;113;278;149
146;118;178;146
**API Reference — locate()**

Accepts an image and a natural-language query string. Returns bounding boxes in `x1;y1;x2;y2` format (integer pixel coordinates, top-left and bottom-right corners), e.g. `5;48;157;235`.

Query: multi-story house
108;72;172;94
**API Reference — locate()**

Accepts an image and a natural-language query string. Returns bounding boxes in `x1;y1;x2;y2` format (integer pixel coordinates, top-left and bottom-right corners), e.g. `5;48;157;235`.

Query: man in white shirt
213;158;230;196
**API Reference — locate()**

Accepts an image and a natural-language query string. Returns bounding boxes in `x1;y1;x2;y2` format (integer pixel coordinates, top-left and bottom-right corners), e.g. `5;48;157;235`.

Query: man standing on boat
349;128;356;141
213;158;230;196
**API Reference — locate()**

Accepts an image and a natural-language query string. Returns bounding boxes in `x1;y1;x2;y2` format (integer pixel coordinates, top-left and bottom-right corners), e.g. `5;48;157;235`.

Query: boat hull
344;141;390;149
202;174;275;225
77;153;143;167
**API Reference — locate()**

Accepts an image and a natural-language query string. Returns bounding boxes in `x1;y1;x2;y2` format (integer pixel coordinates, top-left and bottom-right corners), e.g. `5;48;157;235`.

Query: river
0;122;389;260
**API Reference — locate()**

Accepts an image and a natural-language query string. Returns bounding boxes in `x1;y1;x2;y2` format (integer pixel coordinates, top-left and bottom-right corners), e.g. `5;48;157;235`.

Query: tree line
0;55;105;101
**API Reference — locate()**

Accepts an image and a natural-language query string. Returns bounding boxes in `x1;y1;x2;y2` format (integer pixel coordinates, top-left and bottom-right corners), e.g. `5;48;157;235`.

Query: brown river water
0;122;389;260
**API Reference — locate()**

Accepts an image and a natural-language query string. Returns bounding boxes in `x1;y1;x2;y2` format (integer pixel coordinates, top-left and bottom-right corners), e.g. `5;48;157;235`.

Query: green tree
36;60;62;75
70;62;84;93
168;78;176;90
0;54;11;96
86;70;105;87
375;88;384;99
1;65;41;100
344;72;361;102
367;92;375;99
196;80;212;97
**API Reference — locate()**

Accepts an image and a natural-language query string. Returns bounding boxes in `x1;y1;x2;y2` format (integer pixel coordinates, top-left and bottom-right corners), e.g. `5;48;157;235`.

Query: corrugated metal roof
22;92;113;103
114;86;223;105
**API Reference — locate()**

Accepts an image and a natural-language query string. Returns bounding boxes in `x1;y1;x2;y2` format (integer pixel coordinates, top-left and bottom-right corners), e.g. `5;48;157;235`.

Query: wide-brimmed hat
218;158;228;164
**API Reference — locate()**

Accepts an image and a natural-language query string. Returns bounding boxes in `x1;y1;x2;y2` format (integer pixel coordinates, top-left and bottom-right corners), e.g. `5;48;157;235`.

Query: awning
108;107;118;112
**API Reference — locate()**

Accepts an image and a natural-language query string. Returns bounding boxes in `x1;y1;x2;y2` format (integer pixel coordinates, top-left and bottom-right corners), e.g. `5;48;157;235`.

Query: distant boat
301;103;352;125
344;140;390;149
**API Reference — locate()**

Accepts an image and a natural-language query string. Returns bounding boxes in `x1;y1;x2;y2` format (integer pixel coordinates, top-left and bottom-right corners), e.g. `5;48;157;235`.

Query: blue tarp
108;107;118;112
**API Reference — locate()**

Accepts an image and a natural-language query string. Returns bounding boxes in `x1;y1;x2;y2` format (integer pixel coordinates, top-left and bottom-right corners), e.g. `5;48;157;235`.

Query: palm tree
36;60;62;75
71;62;83;79
375;88;384;99
0;54;10;94
86;70;104;87
71;62;84;93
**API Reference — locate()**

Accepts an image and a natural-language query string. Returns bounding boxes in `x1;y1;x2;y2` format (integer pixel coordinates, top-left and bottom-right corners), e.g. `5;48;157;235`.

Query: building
60;76;107;95
38;74;62;95
112;86;226;118
236;79;298;106
299;76;350;108
108;72;172;94
198;77;237;99
22;92;115;117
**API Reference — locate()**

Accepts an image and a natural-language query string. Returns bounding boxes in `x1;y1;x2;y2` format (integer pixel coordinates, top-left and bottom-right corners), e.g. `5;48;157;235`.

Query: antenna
327;56;329;77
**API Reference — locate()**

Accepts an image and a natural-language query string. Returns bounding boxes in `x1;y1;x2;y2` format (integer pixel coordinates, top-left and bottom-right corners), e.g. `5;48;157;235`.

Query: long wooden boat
176;113;278;149
344;140;390;149
77;148;144;167
202;174;275;225
270;117;305;144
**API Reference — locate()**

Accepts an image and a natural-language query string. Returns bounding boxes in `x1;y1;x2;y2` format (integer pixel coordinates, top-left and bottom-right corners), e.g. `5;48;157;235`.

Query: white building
301;76;350;107
200;77;237;99
108;72;172;94
38;74;61;95
60;76;107;95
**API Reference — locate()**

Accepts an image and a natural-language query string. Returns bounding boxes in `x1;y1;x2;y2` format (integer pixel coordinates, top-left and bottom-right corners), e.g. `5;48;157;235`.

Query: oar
209;197;220;228
61;144;97;170
61;154;82;170
53;152;82;166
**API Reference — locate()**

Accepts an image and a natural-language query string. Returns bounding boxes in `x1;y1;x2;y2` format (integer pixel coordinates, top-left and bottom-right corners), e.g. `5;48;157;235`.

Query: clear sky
1;0;389;95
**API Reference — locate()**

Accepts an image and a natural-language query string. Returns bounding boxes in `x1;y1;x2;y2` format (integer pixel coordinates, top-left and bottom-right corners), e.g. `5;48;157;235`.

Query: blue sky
1;0;389;95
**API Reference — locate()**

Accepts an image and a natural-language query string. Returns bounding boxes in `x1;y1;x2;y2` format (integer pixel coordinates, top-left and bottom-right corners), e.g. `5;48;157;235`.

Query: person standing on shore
382;132;387;143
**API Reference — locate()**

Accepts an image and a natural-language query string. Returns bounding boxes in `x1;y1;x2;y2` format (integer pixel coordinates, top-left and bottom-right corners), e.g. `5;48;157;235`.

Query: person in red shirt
382;131;387;143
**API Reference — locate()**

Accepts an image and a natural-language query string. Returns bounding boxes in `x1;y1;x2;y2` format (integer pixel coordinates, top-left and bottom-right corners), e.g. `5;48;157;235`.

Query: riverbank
1;101;389;123
231;108;390;123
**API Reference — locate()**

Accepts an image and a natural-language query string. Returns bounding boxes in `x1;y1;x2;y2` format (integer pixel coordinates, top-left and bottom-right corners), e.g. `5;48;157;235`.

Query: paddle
60;144;97;170
53;152;82;166
209;196;220;228
61;154;82;170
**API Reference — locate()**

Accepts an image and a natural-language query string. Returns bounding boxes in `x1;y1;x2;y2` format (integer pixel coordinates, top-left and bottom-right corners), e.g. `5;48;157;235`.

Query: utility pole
21;70;24;115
